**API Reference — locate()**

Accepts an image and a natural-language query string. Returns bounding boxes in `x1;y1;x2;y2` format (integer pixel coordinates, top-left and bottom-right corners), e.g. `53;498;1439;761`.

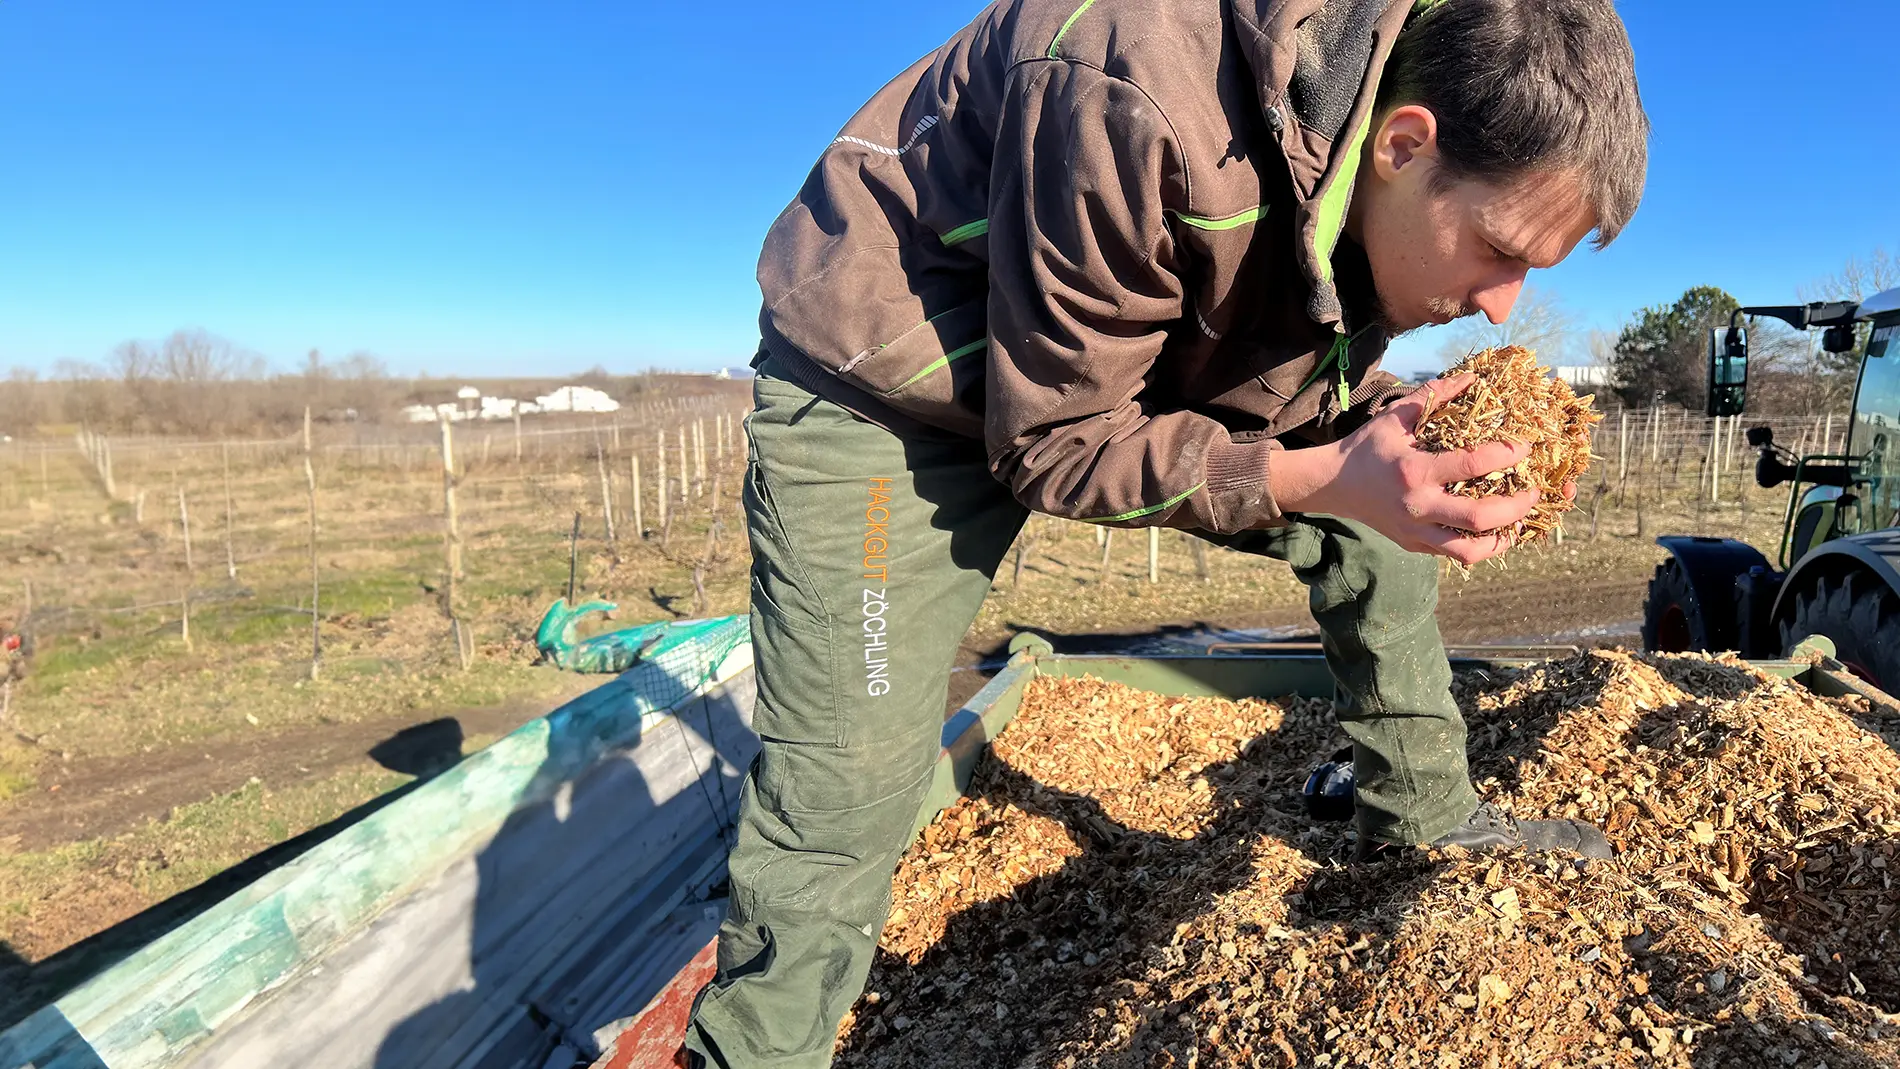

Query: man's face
1349;105;1598;335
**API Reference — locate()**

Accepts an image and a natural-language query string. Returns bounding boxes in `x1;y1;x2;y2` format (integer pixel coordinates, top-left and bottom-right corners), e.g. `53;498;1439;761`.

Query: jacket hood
1232;0;1423;330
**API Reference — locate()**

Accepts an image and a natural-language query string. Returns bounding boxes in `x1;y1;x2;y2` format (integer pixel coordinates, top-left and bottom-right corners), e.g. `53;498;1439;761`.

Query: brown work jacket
759;0;1423;532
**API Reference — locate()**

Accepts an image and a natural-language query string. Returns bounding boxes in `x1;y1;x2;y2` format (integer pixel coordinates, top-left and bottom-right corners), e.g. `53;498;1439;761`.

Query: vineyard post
178;486;194;651
677;427;689;502
567;512;582;603
631;454;645;538
1706;424;1720;505
304;406;321;682
693;419;706;497
222;441;238;580
596;436;618;552
1616;410;1628;507
178;486;194;575
440;412;464;618
656;429;669;528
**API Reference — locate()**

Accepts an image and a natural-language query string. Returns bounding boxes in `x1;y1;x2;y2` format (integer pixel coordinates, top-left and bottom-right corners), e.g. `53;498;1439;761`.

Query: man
684;0;1648;1064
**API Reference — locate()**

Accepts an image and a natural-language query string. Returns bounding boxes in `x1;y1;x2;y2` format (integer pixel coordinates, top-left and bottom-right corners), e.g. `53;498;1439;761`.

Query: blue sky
2;1;1896;379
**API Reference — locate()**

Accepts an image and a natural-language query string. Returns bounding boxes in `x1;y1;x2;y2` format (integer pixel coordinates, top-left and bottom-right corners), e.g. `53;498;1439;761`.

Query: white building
479;396;521;420
403;383;617;422
534;385;620;414
1553;365;1614;390
401;401;467;424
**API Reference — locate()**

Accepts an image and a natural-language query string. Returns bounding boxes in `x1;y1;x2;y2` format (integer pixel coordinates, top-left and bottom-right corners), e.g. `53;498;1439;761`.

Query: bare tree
333;350;391;421
160;329;251;384
1436;286;1578;367
52;359;126;429
100;329;266;434
1781;247;1900;412
1800;248;1900;305
1587;329;1617;368
336;350;387;380
110;341;157;383
0;368;40;435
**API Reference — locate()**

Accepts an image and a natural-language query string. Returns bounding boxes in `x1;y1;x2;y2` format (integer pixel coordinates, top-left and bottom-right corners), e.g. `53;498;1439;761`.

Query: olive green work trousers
682;358;1479;1068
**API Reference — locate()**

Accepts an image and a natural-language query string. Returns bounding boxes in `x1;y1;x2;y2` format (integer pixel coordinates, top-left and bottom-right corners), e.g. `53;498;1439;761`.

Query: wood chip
1414;345;1602;546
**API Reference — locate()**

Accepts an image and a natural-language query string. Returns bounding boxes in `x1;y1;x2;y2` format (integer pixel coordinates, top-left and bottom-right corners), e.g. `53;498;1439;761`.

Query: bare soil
0;677;595;853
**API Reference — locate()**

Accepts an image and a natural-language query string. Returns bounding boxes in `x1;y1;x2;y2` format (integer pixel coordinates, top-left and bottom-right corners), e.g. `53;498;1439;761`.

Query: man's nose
1473;273;1527;326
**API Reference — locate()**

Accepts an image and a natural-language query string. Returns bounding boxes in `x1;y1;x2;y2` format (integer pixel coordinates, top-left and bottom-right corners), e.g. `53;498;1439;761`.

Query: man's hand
1274;374;1540;567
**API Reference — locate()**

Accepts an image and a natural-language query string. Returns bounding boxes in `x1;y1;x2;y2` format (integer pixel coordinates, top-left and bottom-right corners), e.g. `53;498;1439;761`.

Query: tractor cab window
1851;321;1900;529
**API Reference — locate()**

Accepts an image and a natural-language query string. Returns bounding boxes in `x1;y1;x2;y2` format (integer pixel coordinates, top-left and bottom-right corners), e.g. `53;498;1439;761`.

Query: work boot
1301;746;1357;823
1355;803;1614;862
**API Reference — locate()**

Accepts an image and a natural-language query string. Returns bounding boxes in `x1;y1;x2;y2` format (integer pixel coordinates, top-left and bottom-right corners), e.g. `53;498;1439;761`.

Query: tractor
1640;288;1900;688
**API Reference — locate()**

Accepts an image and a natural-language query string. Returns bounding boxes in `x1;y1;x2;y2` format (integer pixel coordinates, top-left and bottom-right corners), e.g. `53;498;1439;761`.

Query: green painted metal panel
1032;654;1343;699
912;656;1035;838
1792;660;1900;717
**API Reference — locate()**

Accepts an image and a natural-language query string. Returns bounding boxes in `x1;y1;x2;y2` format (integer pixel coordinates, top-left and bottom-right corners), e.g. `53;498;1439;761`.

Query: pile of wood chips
834;653;1900;1068
1416;345;1601;545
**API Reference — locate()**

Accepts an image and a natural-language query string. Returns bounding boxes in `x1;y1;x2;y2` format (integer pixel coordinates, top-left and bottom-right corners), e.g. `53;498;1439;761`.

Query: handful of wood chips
1414;345;1601;545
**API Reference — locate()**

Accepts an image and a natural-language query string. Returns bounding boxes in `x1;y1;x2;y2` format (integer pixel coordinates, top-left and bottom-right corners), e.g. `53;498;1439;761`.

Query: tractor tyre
1641;558;1712;653
1780;571;1900;692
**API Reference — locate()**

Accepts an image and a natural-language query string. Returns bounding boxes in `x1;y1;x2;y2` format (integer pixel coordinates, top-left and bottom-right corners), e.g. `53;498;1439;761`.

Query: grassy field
0;397;1794;987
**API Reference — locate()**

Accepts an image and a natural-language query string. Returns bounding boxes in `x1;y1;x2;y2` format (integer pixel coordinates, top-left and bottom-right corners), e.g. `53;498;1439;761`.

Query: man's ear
1368;104;1439;182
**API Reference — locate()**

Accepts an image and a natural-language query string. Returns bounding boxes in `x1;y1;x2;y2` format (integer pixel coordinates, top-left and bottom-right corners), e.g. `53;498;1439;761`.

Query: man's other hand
1274;374;1538;567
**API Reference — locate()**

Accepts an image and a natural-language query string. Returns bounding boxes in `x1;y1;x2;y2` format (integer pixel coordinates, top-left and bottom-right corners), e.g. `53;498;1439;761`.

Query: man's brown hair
1378;0;1650;248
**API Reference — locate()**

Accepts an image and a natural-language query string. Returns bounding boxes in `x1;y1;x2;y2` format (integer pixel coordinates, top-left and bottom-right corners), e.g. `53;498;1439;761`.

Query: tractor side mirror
1746;426;1774;449
1707;326;1747;417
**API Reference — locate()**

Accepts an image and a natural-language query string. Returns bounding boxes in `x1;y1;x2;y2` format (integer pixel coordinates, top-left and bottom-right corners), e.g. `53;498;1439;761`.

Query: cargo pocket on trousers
745;439;846;749
749;575;845;749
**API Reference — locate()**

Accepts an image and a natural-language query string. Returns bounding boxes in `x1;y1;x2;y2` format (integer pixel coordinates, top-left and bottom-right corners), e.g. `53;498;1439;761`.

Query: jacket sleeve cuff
1202;436;1286;532
1354;370;1409;414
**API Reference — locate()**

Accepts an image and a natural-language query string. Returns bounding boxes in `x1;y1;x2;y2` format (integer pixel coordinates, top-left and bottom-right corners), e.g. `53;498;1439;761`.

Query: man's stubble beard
1376;292;1479;340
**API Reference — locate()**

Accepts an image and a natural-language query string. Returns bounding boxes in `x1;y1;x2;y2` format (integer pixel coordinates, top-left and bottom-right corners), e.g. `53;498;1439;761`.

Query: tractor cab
1848;290;1900;531
1641;289;1900;689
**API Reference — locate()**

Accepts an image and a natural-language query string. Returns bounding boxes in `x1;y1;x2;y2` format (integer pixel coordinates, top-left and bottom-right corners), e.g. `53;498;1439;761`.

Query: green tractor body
1642;288;1900;688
